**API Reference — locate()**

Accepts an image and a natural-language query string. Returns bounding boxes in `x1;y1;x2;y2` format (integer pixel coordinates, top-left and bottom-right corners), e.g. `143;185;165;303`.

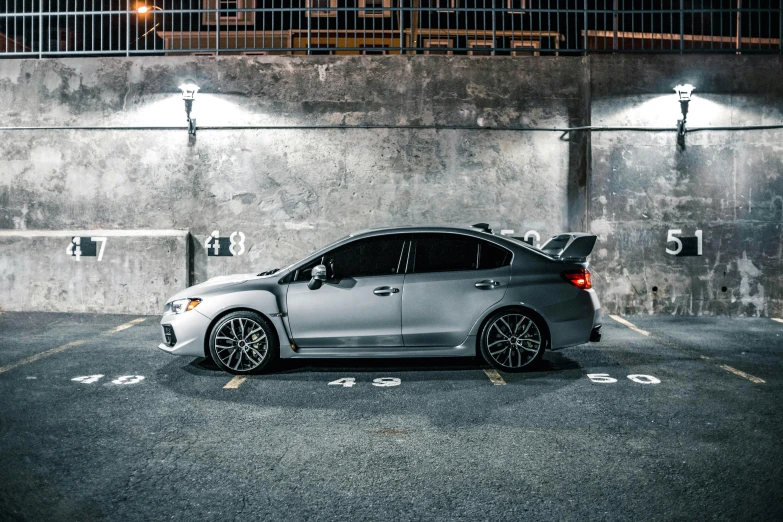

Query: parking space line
224;376;248;389
608;315;651;336
772;318;783;324
0;318;148;375
483;369;506;386
101;318;147;336
718;365;766;384
0;340;86;374
609;314;766;384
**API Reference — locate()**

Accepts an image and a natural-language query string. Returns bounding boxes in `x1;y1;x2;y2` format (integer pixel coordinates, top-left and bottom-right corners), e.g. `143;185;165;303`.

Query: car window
413;234;479;273
325;235;406;279
478;240;512;269
291;236;406;282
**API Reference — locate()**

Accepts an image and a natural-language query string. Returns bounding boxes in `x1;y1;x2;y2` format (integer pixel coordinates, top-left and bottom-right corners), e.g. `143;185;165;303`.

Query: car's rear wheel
479;310;547;373
208;311;277;375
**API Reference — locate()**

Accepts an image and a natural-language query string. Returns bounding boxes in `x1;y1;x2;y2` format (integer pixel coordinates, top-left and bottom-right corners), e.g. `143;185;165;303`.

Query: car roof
348;224;485;238
348;225;549;257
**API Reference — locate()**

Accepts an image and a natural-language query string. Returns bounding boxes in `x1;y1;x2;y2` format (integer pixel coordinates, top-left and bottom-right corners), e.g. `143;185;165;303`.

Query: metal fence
1;1;781;58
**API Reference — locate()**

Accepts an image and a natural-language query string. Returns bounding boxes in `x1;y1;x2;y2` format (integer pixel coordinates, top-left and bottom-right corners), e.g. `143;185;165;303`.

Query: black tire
208;311;278;375
479;309;548;373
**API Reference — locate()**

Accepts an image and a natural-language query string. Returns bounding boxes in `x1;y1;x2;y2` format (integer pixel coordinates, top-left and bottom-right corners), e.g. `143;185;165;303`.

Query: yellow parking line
0;340;86;374
0;318;147;375
608;314;651;336
718;365;766;384
772;318;783;324
224;376;248;389
483;369;506;386
609;316;765;383
102;317;147;336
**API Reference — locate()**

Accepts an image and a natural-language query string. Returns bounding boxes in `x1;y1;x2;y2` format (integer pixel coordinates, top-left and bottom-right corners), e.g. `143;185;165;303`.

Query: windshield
275;234;353;274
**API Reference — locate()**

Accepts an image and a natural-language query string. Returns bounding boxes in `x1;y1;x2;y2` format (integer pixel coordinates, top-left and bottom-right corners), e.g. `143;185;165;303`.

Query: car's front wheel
208;311;278;374
479;309;547;373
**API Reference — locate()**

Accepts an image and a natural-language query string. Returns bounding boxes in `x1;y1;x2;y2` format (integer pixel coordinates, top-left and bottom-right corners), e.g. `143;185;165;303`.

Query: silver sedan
158;225;601;374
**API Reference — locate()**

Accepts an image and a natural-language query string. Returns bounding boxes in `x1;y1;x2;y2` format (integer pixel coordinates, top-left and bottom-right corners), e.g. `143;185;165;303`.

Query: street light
136;4;162;14
179;80;200;135
134;5;162;47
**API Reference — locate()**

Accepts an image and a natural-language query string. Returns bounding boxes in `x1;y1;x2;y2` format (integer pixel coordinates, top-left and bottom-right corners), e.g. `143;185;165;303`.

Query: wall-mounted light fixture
674;84;694;147
178;80;199;135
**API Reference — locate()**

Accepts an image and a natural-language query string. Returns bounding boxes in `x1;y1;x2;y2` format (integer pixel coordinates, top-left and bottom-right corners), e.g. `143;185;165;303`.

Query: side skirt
284;336;477;359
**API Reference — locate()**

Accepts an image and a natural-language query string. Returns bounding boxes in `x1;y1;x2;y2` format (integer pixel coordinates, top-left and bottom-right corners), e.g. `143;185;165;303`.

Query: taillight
561;268;592;289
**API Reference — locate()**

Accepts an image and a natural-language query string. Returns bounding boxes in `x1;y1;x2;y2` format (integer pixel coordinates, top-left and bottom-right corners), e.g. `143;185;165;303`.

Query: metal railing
1;1;781;58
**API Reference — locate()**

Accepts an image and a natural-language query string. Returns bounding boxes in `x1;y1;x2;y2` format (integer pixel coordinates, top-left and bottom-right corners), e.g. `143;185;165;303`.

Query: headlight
169;298;201;314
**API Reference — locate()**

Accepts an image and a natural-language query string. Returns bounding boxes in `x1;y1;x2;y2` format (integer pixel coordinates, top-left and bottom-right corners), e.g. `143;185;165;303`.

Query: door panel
402;267;510;347
287;275;404;348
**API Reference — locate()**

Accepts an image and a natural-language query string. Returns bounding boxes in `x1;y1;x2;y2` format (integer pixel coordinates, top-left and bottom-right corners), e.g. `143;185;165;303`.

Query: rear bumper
543;289;601;349
157;309;211;357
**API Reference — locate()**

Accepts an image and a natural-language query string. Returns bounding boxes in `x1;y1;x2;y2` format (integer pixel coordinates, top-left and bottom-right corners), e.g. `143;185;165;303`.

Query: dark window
327;236;406;279
478;240;512;269
292;236;406;282
413;234;479;273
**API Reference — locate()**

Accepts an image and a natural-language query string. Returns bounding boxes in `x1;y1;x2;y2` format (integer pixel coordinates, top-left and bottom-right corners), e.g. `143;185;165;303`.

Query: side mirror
307;264;327;290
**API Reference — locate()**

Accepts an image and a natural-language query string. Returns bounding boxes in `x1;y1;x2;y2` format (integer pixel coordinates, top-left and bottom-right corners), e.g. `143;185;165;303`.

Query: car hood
163;272;278;304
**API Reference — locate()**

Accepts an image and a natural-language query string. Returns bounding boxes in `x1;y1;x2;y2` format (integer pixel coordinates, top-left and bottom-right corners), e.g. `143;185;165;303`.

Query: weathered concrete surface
0;55;782;316
0;56;582;283
589;56;783;317
0;230;188;314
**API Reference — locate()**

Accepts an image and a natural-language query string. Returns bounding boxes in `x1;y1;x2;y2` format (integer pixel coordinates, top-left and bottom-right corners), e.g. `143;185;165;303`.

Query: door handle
373;286;400;296
475;280;501;289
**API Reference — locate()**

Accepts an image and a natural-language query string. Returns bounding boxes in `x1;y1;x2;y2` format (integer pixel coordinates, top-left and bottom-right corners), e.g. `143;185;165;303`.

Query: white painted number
206;230;221;256
666;229;683;255
229;231;246;256
587;373;618;384
111;375;145;385
587;373;660;384
328;377;356;388
627;374;661;384
666;229;702;256
524;230;542;249
72;374;104;384
372;377;401;387
329;377;402;387
67;236;82;261
91;236;107;261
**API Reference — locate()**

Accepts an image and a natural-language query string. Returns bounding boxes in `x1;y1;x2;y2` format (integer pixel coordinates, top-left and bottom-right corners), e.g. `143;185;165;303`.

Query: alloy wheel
213;317;269;372
484;313;542;369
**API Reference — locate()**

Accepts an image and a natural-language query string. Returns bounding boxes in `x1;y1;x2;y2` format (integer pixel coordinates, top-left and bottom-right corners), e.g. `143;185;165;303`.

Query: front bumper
157;309;211;357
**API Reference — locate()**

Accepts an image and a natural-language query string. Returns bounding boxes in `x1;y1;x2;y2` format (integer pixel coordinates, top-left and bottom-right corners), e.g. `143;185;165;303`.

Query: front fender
196;289;292;356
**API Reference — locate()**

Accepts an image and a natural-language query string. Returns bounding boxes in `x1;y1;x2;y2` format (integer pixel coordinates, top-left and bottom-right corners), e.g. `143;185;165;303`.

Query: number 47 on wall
666;229;702;257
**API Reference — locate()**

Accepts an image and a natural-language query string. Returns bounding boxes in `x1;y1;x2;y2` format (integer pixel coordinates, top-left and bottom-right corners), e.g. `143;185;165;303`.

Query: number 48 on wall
666;229;702;257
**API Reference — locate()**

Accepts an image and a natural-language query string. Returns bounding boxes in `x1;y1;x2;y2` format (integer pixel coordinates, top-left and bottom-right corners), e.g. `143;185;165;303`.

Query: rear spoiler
538;233;597;262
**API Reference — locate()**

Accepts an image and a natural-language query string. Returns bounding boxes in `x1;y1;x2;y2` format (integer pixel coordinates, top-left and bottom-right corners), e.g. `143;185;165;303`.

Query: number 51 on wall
666;229;702;256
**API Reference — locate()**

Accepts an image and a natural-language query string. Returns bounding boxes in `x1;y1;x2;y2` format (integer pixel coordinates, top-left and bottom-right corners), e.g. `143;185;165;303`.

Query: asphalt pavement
0;311;781;521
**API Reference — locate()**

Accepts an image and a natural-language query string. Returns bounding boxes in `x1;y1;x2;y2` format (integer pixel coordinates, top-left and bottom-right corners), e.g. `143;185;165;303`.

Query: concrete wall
0;230;188;314
0;54;781;316
589;56;783;317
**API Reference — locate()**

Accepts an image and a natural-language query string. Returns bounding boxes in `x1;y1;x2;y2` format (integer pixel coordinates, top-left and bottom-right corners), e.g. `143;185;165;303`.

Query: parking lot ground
0;312;781;521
